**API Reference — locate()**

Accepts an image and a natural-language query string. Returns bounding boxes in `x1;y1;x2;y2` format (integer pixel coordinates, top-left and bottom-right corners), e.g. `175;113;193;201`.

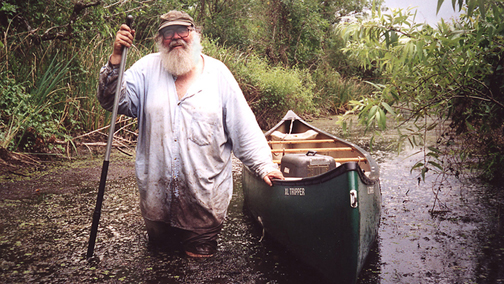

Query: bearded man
97;10;284;258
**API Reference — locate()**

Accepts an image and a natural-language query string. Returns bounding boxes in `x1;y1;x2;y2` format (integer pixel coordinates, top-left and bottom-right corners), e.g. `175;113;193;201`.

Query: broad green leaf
466;121;476;131
363;81;385;90
427;152;440;159
368;105;378;121
426;123;438;131
421;167;428;181
378;107;387;130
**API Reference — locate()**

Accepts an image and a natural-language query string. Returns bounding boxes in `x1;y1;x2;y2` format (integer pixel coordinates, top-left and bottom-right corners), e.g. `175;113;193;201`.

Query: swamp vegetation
0;0;376;153
337;0;504;184
0;0;502;186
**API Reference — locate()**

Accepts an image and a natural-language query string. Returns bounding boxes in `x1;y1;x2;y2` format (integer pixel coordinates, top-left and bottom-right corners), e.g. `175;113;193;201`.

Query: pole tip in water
86;254;101;265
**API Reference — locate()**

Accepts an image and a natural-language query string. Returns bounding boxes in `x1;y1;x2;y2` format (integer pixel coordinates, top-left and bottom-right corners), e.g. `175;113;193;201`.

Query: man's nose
172;31;182;39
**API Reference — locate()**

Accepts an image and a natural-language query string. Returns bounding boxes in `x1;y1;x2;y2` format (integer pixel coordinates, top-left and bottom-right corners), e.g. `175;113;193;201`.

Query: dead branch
116;147;133;156
114;120;138;137
82;142;123;147
71;116;134;141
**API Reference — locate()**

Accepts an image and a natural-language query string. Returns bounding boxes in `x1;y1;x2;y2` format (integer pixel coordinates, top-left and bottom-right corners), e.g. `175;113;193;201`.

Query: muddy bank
0;153;135;200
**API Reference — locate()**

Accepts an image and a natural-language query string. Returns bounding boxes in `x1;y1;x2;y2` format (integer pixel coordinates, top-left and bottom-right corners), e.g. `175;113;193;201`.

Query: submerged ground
0;117;503;283
0;154;330;283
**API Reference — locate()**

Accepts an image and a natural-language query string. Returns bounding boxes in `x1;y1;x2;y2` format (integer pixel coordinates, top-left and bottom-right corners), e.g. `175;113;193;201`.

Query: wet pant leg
144;218;183;250
144;218;223;255
181;223;223;256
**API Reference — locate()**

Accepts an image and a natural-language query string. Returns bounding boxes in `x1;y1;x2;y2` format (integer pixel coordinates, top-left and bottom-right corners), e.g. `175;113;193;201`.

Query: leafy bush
204;39;315;128
312;63;374;115
0;50;73;151
336;1;504;183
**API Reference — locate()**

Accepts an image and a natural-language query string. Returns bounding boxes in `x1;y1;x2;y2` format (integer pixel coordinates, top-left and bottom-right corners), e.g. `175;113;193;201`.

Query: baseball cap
158;10;195;31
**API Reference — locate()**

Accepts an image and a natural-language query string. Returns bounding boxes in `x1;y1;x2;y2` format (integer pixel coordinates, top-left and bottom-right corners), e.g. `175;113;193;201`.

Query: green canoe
242;110;381;284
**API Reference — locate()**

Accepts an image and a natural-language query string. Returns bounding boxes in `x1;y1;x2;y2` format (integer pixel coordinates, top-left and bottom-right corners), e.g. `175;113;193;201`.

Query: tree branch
31;0;101;43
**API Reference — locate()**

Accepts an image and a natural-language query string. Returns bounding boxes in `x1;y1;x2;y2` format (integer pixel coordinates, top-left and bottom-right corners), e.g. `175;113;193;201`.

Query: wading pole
87;15;133;260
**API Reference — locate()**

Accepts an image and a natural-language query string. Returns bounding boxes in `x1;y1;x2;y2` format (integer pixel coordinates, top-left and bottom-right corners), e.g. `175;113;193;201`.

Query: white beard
157;33;202;76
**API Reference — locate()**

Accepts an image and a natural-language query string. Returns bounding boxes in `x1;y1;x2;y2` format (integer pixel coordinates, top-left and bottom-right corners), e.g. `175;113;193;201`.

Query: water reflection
355;145;503;283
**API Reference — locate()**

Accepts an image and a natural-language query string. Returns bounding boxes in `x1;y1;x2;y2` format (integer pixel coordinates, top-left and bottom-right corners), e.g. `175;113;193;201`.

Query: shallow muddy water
0;117;503;283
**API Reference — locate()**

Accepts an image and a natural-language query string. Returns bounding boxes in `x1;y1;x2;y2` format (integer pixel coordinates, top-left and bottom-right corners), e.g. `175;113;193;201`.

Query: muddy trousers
144;218;223;255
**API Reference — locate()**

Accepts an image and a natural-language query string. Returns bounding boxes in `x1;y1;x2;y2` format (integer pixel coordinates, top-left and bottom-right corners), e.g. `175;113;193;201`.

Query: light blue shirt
98;53;276;230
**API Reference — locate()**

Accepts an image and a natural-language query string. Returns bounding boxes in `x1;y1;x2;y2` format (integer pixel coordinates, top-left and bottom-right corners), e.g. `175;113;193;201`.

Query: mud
0;158;327;283
0;117;503;283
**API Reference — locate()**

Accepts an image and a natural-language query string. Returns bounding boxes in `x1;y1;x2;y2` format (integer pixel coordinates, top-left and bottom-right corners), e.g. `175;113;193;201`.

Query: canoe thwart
334;157;367;163
273;156;367;164
268;139;336;145
270;147;354;154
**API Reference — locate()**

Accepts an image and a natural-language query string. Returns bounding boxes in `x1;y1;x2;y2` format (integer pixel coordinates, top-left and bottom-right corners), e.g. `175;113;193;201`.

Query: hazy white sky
382;0;461;25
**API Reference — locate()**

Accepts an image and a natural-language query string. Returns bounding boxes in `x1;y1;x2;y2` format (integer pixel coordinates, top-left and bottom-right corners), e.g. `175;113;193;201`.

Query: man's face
159;25;194;52
156;25;202;76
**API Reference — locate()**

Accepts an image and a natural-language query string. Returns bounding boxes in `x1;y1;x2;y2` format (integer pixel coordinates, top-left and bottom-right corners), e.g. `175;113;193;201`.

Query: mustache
168;39;188;51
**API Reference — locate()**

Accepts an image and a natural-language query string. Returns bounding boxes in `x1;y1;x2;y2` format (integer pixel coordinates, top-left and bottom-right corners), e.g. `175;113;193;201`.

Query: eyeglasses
160;26;194;40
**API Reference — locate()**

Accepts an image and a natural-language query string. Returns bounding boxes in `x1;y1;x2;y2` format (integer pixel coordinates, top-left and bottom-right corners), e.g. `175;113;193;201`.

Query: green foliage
200;0;378;68
336;1;504;183
311;63;374;115
0;52;73;151
192;0;253;47
203;39;315;128
0;2;17;15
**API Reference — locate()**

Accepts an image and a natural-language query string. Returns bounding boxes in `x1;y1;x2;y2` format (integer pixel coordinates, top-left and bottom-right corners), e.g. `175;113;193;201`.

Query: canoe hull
243;162;380;283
